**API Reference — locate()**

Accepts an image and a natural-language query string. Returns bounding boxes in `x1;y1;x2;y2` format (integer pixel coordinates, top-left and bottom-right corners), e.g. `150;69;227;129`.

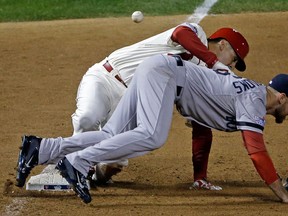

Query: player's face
226;43;238;69
218;41;238;70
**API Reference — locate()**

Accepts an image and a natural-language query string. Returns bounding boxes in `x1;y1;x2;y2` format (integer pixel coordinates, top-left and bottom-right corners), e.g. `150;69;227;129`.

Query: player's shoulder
177;22;203;34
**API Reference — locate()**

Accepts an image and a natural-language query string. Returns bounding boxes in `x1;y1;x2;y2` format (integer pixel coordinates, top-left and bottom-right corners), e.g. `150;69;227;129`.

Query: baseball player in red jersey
67;23;249;190
15;55;288;204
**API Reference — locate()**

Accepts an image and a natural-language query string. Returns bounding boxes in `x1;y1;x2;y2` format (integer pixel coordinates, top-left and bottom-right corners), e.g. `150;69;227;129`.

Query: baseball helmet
208;28;249;72
269;74;288;96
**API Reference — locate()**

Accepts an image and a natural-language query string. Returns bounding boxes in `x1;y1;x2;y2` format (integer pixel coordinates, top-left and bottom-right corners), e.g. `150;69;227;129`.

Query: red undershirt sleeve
171;25;218;68
241;130;278;185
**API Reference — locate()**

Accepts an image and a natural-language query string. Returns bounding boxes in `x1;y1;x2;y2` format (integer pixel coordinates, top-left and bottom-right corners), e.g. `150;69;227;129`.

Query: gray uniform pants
39;55;186;176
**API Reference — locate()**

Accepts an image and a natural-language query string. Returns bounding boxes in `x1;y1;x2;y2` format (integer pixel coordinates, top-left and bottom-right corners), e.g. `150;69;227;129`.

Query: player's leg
32;65;141;166
16;55;178;202
191;121;222;190
72;65;128;184
192;121;212;181
15;54;176;196
72;67;115;134
26;65;125;190
64;54;177;176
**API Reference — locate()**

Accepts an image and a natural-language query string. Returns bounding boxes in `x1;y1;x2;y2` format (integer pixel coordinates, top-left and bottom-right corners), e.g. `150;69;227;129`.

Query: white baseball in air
131;11;144;23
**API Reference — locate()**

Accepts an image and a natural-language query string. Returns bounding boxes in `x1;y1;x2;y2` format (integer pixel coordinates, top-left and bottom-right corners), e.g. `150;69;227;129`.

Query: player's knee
73;111;102;133
146;132;167;149
80;115;100;131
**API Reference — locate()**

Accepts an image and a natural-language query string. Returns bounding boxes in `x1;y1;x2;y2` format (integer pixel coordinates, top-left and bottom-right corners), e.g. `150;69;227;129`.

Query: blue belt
170;55;184;97
172;55;184;66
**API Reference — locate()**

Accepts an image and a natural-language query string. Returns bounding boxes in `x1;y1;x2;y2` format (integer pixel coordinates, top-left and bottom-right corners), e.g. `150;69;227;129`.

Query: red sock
191;121;212;181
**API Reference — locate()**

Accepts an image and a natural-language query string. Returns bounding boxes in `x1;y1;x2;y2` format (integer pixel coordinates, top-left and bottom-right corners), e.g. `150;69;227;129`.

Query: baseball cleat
190;178;222;191
282;177;288;191
88;160;128;187
56;157;91;204
15;135;41;187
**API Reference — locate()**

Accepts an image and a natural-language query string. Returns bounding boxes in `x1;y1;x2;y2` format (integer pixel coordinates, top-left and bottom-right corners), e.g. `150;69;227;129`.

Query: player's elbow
171;26;191;43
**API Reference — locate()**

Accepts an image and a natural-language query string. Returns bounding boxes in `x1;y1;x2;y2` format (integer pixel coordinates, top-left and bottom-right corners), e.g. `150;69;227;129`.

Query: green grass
0;0;288;22
0;0;203;22
211;0;288;14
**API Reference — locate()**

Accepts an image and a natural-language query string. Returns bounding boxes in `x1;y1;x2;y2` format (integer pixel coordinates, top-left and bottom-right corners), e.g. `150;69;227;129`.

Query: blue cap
269;74;288;95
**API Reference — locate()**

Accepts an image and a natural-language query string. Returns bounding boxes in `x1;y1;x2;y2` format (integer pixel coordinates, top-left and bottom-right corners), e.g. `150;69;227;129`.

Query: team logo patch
254;115;265;127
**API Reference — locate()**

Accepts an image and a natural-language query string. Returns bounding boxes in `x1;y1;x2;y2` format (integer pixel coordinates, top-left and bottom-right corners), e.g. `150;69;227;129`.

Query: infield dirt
1;12;288;216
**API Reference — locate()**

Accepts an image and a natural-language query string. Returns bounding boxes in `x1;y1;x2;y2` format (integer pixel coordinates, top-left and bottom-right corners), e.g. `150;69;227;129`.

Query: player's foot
88;163;121;187
282;177;288;191
56;157;91;204
15;135;41;187
190;178;222;191
88;160;128;187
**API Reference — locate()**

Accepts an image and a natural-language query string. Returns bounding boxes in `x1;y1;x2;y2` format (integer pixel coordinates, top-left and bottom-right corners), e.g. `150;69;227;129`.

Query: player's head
208;28;249;72
269;74;288;96
268;74;288;123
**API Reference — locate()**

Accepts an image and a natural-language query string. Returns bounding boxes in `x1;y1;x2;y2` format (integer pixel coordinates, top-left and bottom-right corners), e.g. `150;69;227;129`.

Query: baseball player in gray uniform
62;23;249;190
16;54;288;204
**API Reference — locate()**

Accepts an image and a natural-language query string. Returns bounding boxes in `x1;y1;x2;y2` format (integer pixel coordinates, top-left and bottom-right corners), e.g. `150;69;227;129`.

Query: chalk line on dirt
187;0;218;24
2;197;28;216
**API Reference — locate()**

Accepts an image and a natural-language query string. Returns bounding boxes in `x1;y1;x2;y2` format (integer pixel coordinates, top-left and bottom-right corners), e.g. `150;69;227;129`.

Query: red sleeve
171;25;218;68
241;130;278;185
241;130;266;154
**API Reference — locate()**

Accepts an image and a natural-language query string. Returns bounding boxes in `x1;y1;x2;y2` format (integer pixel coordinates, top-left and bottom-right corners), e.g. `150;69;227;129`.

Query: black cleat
15;135;41;187
56;158;91;204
